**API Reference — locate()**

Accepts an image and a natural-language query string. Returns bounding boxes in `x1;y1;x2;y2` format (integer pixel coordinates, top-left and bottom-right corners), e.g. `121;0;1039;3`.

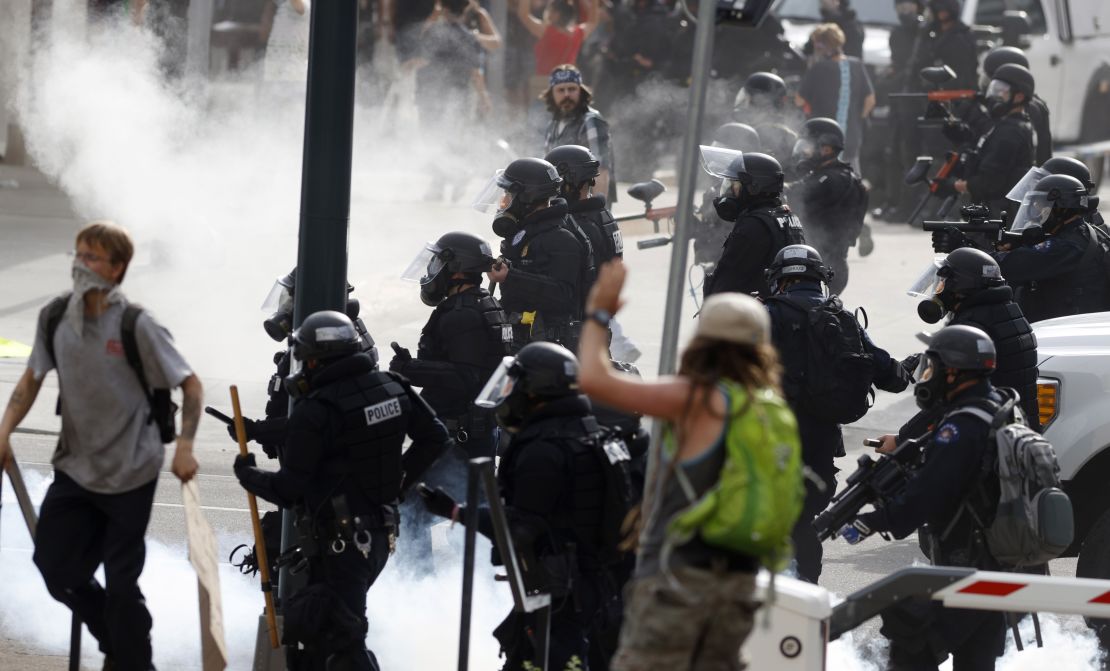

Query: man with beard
542;64;617;203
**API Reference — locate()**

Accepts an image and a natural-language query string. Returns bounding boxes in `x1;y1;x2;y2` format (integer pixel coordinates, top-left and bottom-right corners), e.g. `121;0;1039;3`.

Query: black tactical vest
1020;223;1110;322
952;287;1039;427
569;197;624;263
748;204;807;253
417;289;514;368
501;410;606;558
312;369;413;507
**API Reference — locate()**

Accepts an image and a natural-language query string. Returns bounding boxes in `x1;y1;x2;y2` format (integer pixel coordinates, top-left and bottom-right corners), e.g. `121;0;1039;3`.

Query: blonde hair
811;23;847;52
76;220;134;282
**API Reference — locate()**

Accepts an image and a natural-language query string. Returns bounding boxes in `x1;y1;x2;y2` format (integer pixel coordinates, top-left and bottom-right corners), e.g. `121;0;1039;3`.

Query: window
974;0;1048;36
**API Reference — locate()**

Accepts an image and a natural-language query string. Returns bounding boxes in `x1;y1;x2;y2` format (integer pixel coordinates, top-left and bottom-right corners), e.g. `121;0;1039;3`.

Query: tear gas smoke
11;4;508;391
1;469;512;668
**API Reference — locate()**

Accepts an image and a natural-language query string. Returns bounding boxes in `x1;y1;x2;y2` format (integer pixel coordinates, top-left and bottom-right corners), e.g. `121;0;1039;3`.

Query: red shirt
534;24;586;76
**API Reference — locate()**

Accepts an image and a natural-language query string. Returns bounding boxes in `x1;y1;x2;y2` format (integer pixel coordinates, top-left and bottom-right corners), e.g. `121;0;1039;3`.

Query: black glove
233;452;257;480
941;119;973;145
901;353;923;381
418;483;459;520
227;417;257;443
931;227;971;254
389;342;412;373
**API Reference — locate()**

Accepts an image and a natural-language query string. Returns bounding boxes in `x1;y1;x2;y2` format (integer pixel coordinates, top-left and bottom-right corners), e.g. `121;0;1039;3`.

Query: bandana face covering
66;261;120;335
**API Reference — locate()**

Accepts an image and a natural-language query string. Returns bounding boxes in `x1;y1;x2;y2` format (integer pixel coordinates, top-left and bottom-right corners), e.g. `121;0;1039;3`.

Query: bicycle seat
627;179;666;205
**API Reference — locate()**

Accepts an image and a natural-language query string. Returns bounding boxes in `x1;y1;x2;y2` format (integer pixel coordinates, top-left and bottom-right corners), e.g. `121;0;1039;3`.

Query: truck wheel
1077;507;1110;652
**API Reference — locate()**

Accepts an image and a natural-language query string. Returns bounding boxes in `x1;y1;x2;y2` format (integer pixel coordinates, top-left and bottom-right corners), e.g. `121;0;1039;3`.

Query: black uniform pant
790;469;836;584
286;529;392;671
882;598;1007;670
33;471;157;671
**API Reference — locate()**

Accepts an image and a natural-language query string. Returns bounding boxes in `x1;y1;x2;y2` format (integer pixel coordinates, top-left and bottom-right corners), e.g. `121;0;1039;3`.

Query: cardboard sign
183;480;229;671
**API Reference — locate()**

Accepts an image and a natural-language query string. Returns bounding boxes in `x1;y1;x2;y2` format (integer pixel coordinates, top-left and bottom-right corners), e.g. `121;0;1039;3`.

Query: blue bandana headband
549;68;583;88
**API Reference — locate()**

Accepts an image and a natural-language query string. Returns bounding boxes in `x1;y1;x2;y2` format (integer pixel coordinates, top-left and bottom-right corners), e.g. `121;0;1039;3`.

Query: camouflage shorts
610;566;760;671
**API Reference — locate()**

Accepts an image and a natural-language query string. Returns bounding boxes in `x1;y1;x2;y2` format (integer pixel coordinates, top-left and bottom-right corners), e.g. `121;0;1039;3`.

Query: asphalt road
0;157;1103;669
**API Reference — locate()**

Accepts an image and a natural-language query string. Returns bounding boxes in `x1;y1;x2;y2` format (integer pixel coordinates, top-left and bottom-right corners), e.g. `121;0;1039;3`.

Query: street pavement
0;157;1101;670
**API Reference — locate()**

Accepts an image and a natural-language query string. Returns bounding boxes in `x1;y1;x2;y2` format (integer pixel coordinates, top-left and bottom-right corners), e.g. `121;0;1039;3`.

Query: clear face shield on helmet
472;169;514;213
700;145;745;179
985;79;1012;105
400;242;446;286
1010;190;1054;233
1005;166;1049;204
906;255;948;298
475;357;519;408
791;138;818;166
261;278;293;313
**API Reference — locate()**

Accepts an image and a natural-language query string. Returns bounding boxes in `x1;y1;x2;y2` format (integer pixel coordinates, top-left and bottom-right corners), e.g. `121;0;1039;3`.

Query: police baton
230;386;280;649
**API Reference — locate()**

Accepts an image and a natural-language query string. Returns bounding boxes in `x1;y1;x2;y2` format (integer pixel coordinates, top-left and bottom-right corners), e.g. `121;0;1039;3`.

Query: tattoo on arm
179;376;202;441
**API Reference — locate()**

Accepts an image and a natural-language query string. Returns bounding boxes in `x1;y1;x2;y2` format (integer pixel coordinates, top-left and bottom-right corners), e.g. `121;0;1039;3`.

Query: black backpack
563;423;640;566
769;294;875;424
44;294;178;443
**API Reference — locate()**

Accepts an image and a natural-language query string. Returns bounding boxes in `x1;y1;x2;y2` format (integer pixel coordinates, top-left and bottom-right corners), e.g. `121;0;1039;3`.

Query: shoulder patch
935;422;960;445
1033;239;1052;251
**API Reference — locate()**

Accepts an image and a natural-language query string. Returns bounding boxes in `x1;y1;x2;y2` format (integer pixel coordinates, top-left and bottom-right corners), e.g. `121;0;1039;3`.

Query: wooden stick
230;386;280;649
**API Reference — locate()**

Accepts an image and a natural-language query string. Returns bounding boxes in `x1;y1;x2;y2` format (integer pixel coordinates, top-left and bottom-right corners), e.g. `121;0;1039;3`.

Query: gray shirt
29;292;193;494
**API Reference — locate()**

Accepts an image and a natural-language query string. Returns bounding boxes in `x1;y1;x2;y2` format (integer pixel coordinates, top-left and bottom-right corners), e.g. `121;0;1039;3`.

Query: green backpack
665;382;804;570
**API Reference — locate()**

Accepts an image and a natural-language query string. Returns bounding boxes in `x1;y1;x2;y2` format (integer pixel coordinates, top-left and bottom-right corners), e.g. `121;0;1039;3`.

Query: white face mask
66;260;120;335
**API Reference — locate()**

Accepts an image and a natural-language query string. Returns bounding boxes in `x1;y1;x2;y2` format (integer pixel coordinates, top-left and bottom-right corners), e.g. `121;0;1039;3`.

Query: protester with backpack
837;325;1069;670
578;260;804;671
0;221;203;671
420;341;635;671
763;245;913;583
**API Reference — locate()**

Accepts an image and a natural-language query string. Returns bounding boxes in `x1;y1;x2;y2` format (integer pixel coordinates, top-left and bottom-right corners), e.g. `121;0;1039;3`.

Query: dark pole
281;0;359;610
457;459;483;671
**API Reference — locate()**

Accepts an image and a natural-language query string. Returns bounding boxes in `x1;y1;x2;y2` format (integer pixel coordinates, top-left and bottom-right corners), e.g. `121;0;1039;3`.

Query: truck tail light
1037;379;1059;430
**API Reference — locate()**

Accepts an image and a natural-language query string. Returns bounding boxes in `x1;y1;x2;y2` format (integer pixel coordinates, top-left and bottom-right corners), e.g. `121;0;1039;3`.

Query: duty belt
276;498;399;573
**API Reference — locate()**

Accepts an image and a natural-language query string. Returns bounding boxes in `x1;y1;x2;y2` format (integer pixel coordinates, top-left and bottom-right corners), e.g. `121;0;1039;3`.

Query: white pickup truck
773;0;1110;184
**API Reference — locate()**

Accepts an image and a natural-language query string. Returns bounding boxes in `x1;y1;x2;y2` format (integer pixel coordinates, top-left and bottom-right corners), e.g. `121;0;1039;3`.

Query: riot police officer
913;247;1040;428
420;342;612;671
950;45;1052;165
692;123;764;268
913;0;978;91
701;147;806;298
481;158;586;351
233;310;452;671
544;145;642;362
950;63;1036;218
394;232;514;459
993;174;1109;321
764;245;912;583
788;118;870;295
732;72;800;164
838;325;1009;670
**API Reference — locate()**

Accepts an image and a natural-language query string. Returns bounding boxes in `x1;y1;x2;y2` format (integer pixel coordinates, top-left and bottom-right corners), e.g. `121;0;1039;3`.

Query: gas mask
493;389;533;433
985;79;1015;119
791;138;820;175
261;279;295;342
712;179;744;222
476;357;533;433
283;358;312;398
913;354;949;410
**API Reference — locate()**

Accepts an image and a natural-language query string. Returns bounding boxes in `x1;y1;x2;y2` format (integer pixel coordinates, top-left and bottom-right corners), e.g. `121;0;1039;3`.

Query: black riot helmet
701;147;784;221
476;342;579;432
290;310;363;363
402;232;496;306
1042;156;1096;192
500;157;562;207
927;325;996;371
915;247;1005;323
983;46;1029;79
711;122;762;152
1012;174;1089;234
991;63;1035;99
736;72;788;111
914;324;996;410
800;117;845;151
544;144;601;198
765;244;832;291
